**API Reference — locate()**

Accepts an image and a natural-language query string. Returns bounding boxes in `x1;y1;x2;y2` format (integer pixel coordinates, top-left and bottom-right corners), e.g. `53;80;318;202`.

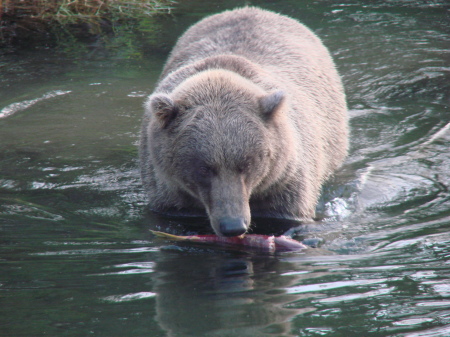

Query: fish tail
150;230;189;241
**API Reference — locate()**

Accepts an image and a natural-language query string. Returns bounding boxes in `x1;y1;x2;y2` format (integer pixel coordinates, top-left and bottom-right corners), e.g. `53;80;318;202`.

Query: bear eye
198;165;211;176
193;164;215;186
180;104;191;111
237;158;252;174
197;165;216;178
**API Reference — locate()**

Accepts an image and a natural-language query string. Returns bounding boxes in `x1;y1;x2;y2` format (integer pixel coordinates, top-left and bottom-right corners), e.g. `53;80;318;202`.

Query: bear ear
146;93;178;128
259;90;285;120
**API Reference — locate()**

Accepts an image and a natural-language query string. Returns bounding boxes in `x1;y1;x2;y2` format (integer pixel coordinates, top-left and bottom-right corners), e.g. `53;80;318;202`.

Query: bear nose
219;217;247;237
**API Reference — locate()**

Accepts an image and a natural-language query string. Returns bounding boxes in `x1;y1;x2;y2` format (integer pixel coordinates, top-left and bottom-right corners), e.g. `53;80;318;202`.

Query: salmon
150;230;306;252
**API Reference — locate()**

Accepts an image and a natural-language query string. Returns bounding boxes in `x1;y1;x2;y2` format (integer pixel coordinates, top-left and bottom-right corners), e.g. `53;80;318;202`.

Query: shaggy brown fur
140;7;348;236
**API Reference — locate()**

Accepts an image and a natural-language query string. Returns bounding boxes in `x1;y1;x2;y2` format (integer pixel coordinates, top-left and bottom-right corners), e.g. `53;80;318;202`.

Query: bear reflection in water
153;249;318;337
140;7;348;236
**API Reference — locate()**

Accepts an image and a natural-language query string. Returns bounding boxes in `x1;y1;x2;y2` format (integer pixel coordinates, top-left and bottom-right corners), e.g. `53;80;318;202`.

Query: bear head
145;69;288;237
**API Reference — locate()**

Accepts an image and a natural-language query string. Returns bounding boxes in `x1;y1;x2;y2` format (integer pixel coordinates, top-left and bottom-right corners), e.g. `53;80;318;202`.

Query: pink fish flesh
150;230;306;252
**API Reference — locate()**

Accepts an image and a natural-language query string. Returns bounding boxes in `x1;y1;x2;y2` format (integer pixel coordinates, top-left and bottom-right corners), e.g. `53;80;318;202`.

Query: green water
1;1;449;336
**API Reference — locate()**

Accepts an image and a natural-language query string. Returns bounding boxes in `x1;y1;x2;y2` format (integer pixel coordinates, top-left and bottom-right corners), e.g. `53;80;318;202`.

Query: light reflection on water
0;90;72;119
0;1;449;336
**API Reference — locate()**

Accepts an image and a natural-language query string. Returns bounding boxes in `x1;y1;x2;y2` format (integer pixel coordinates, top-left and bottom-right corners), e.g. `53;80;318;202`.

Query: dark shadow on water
143;208;309;237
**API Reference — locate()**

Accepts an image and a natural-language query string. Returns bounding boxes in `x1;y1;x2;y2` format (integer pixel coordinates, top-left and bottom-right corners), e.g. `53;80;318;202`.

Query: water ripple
402;324;450;337
285;277;399;294
0;90;72;119
102;292;156;303
32;247;159;256
317;286;395;304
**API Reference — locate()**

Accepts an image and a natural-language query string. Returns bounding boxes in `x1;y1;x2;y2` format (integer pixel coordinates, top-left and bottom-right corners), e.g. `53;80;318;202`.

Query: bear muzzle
203;172;251;237
218;217;248;237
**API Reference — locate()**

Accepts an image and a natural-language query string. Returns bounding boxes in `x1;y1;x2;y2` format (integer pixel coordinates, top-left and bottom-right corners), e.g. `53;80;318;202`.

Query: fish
150;230;306;252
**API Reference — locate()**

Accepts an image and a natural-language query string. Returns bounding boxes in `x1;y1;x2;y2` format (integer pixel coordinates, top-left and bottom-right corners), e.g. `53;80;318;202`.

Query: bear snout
218;217;247;237
206;173;251;237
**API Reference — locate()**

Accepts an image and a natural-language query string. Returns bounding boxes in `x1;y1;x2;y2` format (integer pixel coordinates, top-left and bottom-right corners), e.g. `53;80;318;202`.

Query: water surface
1;1;449;336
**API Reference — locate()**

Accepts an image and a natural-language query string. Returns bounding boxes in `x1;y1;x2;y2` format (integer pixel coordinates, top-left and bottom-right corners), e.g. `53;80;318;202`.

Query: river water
1;1;449;336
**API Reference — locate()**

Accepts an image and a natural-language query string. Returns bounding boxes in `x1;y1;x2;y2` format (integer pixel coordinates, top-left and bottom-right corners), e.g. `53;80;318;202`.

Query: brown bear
140;7;348;237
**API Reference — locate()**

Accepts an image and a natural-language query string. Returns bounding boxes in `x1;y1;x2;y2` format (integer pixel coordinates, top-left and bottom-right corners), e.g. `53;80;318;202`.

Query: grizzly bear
140;7;348;237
